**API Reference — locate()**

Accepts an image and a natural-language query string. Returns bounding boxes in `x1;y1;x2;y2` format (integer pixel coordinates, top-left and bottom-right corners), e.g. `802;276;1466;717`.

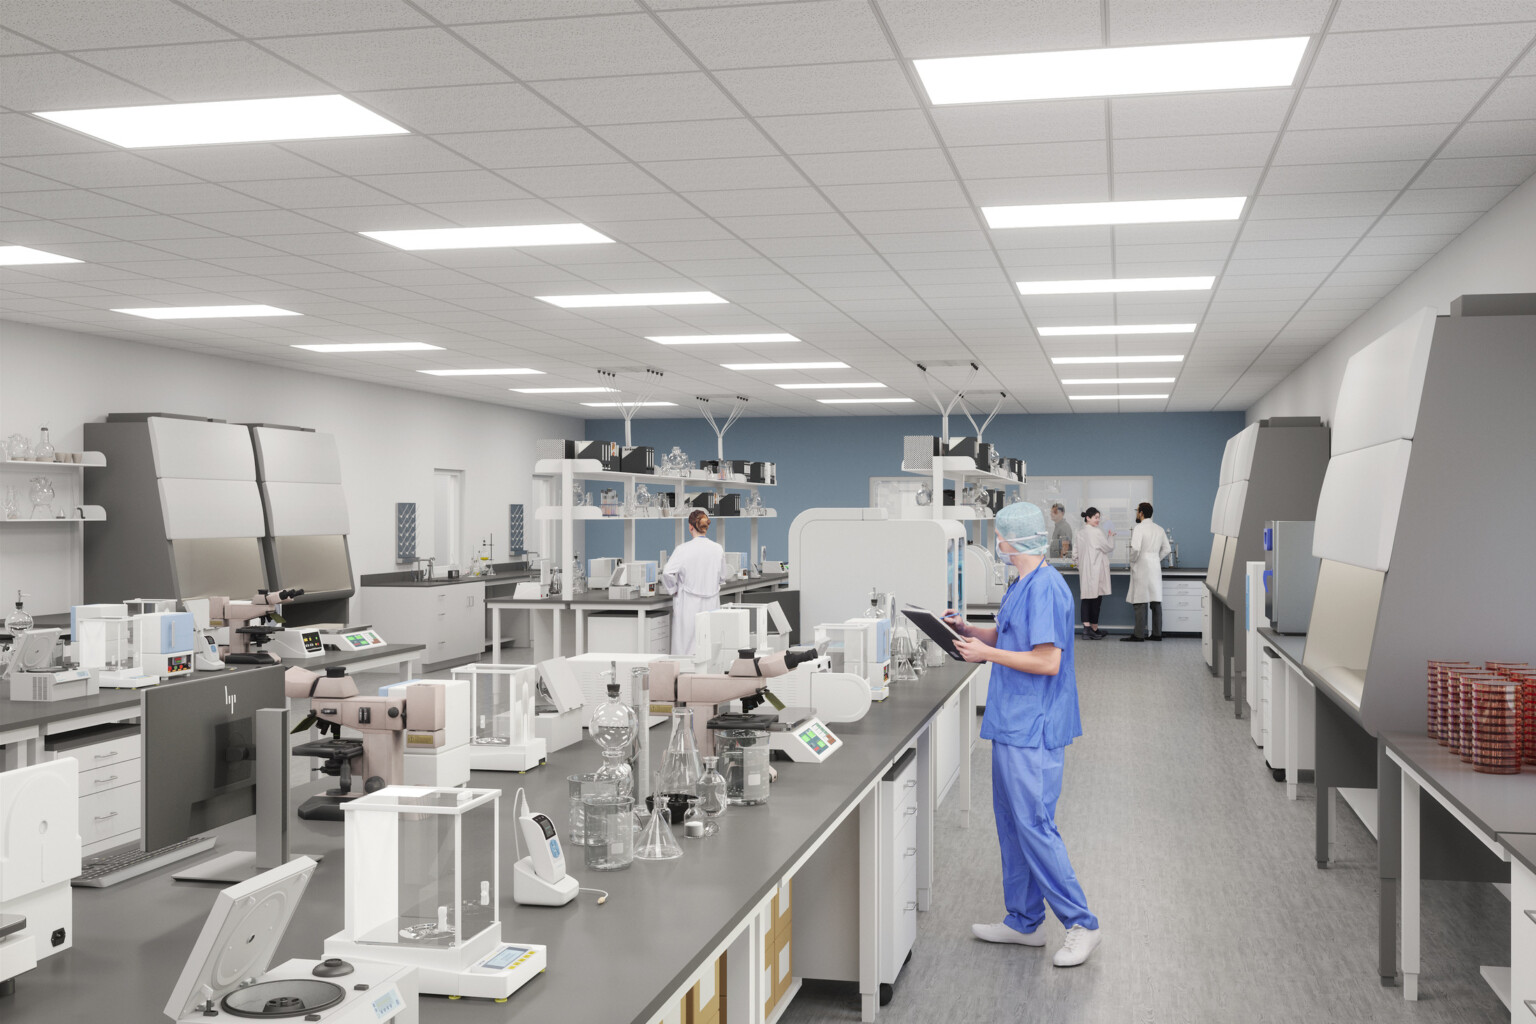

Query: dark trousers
1081;596;1103;624
1133;602;1162;638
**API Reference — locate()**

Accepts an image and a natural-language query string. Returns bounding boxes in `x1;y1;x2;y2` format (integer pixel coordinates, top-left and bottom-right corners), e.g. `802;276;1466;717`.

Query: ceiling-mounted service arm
961;390;1007;441
605;367;663;447
696;394;747;462
915;361;978;446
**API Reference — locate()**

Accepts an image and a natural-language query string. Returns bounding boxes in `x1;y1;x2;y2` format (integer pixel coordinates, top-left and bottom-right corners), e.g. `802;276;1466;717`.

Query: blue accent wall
580;412;1242;570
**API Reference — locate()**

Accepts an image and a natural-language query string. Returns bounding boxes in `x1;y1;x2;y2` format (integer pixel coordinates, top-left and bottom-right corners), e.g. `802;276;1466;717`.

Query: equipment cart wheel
879;983;894;1006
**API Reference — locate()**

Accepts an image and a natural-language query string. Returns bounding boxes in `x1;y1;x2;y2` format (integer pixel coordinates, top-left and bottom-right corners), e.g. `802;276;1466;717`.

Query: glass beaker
582;794;635;870
567;772;615;847
714;727;771;805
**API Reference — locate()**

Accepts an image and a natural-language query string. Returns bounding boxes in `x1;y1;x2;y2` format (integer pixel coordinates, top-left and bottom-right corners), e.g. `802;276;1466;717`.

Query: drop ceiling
2;0;1533;417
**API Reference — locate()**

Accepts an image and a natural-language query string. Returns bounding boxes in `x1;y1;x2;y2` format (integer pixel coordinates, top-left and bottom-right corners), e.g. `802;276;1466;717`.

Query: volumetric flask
582;794;634;870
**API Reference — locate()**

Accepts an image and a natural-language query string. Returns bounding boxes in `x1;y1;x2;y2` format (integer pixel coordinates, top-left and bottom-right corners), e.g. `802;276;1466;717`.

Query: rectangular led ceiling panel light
818;398;915;405
915;37;1308;104
418;368;544;376
1039;324;1196;336
362;224;612;250
538;292;726;308
1068;394;1170;401
984;197;1245;228
1053;355;1184;365
650;333;798;345
722;361;847;370
777;382;886;390
293;342;443;353
116;304;300;319
512;386;616;394
0;245;81;265
1058;377;1177;385
1017;276;1214;295
581;401;677;407
34;95;408;148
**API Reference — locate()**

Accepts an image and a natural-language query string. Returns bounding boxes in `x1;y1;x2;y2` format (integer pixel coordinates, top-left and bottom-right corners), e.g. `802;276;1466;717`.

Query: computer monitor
141;666;289;883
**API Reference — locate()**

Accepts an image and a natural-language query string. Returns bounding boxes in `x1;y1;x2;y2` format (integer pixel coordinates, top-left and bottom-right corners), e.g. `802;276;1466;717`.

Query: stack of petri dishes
1452;667;1497;763
1484;662;1532;772
1425;661;1469;743
1468;674;1522;774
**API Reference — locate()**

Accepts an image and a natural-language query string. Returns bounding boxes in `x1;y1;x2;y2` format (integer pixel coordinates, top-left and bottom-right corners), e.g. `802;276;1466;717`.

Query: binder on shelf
620;446;654;474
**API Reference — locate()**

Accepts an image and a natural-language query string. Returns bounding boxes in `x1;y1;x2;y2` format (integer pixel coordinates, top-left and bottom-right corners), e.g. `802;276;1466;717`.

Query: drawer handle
94;750;118;759
93;811;119;821
93;775;119;786
905;847;916;858
904;901;917;912
904;779;917;789
904;807;917;817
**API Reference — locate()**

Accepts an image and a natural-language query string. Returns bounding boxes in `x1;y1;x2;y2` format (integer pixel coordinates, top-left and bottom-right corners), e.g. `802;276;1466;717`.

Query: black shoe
1120;635;1145;642
1148;635;1163;642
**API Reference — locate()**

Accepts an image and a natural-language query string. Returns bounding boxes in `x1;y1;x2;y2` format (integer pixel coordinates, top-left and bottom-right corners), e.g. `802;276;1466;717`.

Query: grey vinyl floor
780;638;1512;1024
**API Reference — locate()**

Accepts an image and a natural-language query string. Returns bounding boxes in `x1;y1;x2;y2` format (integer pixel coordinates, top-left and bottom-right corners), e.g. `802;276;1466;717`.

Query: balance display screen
371;986;403;1020
483;945;528;970
798;723;837;754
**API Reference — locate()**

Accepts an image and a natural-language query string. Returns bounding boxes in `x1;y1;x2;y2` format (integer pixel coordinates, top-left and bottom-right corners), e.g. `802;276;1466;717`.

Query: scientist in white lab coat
662;508;730;656
1124;502;1171;643
1075;508;1114;640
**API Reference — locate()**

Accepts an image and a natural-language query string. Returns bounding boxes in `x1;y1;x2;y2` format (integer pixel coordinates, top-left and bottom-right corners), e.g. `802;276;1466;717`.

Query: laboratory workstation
1;4;1534;1023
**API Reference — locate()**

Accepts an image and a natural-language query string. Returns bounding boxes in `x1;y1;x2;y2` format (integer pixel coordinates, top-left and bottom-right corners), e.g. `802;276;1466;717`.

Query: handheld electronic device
520;812;565;883
511;789;578;907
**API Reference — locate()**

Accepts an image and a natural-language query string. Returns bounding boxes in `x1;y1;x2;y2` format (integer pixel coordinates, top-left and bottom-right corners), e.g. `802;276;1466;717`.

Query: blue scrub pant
991;741;1098;934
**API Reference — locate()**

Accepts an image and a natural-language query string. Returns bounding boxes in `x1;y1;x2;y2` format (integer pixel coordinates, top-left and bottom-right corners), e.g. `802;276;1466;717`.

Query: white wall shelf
1;451;106;469
1;505;106;524
0;443;107;614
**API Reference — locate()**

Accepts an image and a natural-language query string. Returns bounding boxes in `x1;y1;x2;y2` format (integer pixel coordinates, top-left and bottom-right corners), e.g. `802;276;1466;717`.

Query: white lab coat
1128;519;1171;604
1075;525;1114;600
662;535;729;656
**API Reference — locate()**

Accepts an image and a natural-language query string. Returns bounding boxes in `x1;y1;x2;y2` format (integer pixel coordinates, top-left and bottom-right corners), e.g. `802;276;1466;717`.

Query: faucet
424;557;436;581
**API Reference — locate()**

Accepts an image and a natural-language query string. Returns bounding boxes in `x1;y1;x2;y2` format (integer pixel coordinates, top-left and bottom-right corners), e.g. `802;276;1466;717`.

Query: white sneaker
1052;925;1101;967
971;922;1046;946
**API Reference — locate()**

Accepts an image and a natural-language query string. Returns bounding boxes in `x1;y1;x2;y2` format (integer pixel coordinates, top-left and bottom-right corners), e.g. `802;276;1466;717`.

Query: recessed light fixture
1058;377;1177;385
1068;394;1170;401
362;224;612;250
34;95;408;148
649;333;798;346
1039;324;1196;336
512;386;617;394
915;36;1308;105
293;342;443;353
778;382;887;391
538;292;727;308
984;197;1245;229
722;361;847;370
1017;276;1214;295
0;245;82;265
581;401;678;408
817;398;916;405
418;368;544;376
116;304;300;319
1052;355;1185;365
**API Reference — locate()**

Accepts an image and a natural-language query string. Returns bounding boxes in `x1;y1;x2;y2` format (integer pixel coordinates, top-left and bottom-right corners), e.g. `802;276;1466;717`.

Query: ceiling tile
458;15;694;80
1413;154;1536;188
1474;75;1536;121
1441;119;1536;158
1289;80;1495;130
228;176;399;209
791;148;953;187
2;1;232;48
1260;160;1420;194
263;28;509;90
4;151;203;189
877;0;1101;57
758;109;939;154
1247;190;1397;218
952;140;1107;179
3;189;158;219
642;155;806;191
415;1;638;22
1112;132;1275;173
683;188;832;218
1111;91;1294;139
1391;184;1519;213
1330;0;1536;31
663;1;893;68
821;180;969;212
593;119;775;162
1309;24;1536;87
1273;123;1452;165
931;100;1105;147
1107;0;1330;44
500;162;667;197
281;137;479;175
185;0;432;34
531;73;738;124
357;84;570;133
76;42;331;101
714;62;918;117
354;170;532;204
1;53;164;110
436;128;625;168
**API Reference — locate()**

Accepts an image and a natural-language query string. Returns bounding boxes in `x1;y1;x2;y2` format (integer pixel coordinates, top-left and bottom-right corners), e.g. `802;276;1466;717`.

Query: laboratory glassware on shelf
696;757;726;838
5;434;31;460
33;427;55;464
3;486;17;520
6;590;33;633
29;477;54;519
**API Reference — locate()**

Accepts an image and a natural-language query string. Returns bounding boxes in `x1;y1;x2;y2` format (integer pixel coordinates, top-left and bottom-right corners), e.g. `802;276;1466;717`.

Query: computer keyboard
72;835;217;888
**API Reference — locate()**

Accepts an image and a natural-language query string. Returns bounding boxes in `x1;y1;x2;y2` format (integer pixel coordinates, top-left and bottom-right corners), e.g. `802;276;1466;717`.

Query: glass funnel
659;706;702;800
634;778;683;861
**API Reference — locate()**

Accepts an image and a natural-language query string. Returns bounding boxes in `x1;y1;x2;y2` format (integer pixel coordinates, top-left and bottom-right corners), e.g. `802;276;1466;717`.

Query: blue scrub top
978;562;1083;749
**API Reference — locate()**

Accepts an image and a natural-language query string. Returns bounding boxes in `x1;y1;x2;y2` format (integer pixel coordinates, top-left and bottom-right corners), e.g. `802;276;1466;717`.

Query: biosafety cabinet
788;508;967;638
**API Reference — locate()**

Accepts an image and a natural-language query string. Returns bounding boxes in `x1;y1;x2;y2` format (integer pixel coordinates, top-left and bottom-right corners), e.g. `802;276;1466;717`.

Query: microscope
284;666;446;821
649;647;822;757
208;589;304;665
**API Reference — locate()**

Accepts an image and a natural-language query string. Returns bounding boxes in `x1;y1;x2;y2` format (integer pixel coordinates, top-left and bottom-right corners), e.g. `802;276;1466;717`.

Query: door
434;468;464;566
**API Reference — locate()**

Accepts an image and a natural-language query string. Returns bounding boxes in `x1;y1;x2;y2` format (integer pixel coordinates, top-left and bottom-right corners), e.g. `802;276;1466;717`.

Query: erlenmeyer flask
659;706;702;799
634;784;684;861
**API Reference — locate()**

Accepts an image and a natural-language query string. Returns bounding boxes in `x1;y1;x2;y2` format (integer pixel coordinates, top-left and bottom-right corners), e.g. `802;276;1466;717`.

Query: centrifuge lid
164;856;317;1020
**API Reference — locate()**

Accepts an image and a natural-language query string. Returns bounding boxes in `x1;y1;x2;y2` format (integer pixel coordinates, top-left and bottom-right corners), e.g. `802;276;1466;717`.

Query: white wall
1247;174;1536;424
0;320;582;614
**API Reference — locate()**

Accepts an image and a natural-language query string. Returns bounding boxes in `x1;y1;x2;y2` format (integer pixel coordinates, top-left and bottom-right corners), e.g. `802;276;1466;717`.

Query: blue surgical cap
996;501;1049;556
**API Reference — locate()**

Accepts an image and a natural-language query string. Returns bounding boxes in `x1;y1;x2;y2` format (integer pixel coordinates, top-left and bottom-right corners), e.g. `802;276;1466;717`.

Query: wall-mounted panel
264;481;350;537
1230;422;1259;482
1329;307;1435;456
1221;479;1249;538
1209;483;1231;536
250;426;341;484
158;478;265;540
146;417;256;481
1219;434;1238;484
1311;439;1412;572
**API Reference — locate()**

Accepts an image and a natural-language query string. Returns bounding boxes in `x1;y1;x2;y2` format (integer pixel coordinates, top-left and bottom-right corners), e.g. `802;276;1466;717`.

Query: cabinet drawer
895;811;919;889
50;729;141;770
81;758;140;795
79;783;141;845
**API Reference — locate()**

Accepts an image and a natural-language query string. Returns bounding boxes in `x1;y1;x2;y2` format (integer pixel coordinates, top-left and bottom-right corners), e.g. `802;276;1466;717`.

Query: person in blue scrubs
947;501;1101;968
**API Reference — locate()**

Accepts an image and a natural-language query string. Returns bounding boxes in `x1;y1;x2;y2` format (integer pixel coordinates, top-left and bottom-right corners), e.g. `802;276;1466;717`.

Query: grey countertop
1255;626;1367;728
6;661;980;1024
1498;831;1536;876
0;642;426;734
1257;627;1307;667
1383;731;1536;838
568;573;790;610
361;563;535;588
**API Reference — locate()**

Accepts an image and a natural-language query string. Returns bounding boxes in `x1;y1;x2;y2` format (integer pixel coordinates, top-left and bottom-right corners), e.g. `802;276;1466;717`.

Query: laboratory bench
359;563;535;589
3;661;982;1024
972;567;1206;635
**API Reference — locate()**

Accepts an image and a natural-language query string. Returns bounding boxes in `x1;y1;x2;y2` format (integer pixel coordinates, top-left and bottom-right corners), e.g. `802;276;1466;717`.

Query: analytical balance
165;856;418;1023
769;714;844;763
323;787;547;1001
451;663;546;773
321;628;387;652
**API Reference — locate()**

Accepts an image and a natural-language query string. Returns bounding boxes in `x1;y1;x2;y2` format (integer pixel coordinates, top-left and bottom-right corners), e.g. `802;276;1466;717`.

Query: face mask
996;539;1013;563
